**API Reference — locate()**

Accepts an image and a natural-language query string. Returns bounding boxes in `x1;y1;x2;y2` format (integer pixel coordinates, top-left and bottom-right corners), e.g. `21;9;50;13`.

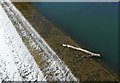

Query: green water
33;2;118;75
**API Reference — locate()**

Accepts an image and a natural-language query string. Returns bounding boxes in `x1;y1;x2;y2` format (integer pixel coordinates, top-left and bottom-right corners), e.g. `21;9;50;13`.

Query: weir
0;0;78;81
0;3;46;81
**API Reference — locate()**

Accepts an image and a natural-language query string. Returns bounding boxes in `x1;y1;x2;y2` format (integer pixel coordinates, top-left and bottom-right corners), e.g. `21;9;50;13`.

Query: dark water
33;2;118;75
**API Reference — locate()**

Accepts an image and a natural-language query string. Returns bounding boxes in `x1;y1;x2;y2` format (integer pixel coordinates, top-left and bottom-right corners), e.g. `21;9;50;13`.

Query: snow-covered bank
0;0;78;81
0;3;46;81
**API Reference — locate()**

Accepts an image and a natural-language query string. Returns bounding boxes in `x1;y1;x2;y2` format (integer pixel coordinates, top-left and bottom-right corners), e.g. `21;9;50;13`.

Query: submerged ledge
14;2;119;81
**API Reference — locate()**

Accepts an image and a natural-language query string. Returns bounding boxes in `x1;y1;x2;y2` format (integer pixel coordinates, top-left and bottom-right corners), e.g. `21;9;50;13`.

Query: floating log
62;44;101;57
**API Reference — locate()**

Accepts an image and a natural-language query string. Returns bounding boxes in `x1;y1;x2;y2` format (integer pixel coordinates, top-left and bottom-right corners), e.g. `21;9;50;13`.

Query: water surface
33;2;118;75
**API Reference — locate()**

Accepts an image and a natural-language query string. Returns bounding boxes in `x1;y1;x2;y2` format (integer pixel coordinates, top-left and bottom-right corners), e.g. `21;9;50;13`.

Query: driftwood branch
62;44;101;57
